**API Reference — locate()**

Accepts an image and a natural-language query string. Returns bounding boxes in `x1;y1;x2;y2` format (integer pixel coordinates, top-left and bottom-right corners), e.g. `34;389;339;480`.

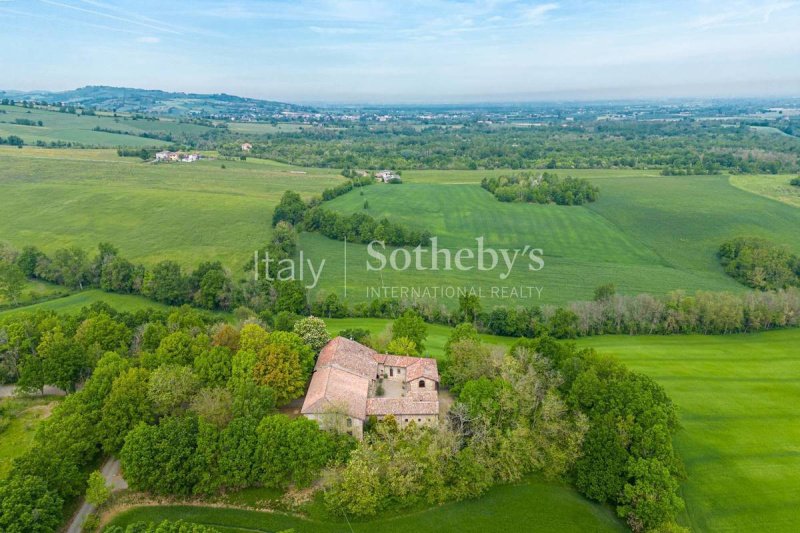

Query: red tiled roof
405;358;439;382
366;397;440;416
301;366;370;419
315;336;378;378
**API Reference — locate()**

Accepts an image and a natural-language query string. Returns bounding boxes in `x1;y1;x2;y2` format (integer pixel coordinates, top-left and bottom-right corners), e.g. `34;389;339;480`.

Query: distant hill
0;86;313;119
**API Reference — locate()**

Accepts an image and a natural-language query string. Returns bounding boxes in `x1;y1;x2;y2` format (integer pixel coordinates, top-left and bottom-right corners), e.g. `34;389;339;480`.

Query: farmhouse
241;142;252;151
301;337;440;439
155;151;201;163
375;170;399;183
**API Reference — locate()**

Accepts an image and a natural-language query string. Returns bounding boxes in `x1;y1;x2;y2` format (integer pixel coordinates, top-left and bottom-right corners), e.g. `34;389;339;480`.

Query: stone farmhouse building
301;337;440;439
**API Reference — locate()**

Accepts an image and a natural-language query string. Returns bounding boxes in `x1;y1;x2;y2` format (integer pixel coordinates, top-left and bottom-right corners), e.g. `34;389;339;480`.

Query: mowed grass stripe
576;330;800;532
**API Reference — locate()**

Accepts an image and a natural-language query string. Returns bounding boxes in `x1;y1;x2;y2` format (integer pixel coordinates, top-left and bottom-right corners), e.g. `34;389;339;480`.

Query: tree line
481;171;599;205
273;189;432;247
213;121;800;174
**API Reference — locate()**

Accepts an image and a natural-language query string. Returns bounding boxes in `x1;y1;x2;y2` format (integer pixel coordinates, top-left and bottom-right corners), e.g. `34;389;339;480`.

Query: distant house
241;142;252;151
155;151;199;163
301;337;440;439
375;170;399;183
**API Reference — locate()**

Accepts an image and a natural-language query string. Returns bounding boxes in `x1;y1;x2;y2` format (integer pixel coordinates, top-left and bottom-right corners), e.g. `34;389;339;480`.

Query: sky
1;0;799;104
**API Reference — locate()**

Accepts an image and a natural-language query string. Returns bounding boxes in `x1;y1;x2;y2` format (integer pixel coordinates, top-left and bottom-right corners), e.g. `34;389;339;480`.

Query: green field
0;289;168;318
105;476;625;533
0;396;61;479
0;104;191;147
309;173;800;305
730;174;800;208
0;148;344;267
575;330;800;532
3;147;800;308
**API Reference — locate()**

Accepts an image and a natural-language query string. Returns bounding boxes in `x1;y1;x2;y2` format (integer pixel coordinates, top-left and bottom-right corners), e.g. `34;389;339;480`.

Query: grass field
310;173;800;305
0;396;61;479
105;476;626;533
2;146;800;307
730;174;800;208
0;279;68;308
574;330;800;532
0;104;185;147
0;289;168;318
0;148;344;267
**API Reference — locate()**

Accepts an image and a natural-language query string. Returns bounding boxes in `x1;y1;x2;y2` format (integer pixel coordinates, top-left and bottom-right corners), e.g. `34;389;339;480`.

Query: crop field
0;148;344;267
0;290;169;319
104;476;625;532
310;173;800;305
0;104;190;147
2;146;800;307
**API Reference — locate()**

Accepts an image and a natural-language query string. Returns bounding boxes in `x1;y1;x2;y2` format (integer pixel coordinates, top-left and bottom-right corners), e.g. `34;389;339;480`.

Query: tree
193;346;232;387
120;416;200;495
0;475;63;533
272;190;306;226
252;342;306;405
35;327;88;392
99;367;154;453
15;246;44;278
385;336;418;356
391;310;428;351
458;293;482;323
147;365;199;416
593;283;616;302
292;316;331;352
0;261;25;305
74;312;131;356
142;261;187;304
618;458;685;532
85;470;110;507
444;323;479;355
190;387;233;429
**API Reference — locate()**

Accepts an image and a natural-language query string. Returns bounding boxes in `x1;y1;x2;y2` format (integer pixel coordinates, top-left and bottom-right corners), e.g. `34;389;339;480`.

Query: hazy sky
1;0;799;103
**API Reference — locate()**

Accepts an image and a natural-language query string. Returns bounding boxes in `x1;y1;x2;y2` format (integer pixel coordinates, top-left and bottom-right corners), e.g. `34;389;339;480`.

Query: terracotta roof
405;358;439;382
407;390;438;402
315;337;378;379
303;337;440;422
367;397;440;416
301;366;370;419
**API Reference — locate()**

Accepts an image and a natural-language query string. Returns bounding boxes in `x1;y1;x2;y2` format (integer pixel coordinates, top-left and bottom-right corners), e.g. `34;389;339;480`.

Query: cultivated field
0;148;343;267
0;104;198;147
313;173;800;305
2;147;800;308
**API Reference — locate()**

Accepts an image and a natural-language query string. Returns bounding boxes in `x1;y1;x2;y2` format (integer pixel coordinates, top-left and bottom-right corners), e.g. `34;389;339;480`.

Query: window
419;380;425;388
405;418;409;423
417;418;421;422
346;418;352;427
390;368;394;377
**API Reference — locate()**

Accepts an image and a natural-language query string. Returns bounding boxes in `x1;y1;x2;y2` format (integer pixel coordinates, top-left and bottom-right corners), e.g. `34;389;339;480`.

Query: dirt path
65;458;126;533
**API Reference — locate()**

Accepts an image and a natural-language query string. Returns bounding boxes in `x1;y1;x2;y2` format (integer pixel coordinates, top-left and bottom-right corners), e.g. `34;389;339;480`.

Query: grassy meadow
0;104;191;147
0;148;344;267
3;145;800;306
0;396;62;479
310;172;800;305
730;173;800;208
105;475;626;532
